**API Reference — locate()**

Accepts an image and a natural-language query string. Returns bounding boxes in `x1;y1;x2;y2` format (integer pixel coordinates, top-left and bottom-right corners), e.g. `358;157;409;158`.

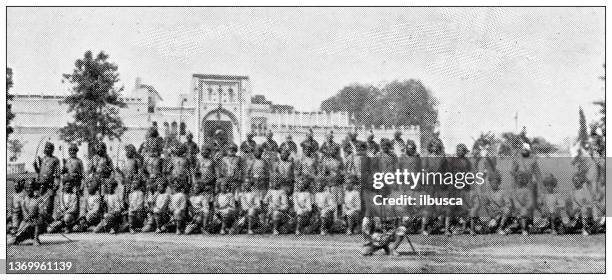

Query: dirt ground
6;232;605;273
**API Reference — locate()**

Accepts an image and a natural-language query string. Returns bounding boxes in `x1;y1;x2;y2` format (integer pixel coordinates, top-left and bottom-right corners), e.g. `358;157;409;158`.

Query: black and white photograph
3;4;608;275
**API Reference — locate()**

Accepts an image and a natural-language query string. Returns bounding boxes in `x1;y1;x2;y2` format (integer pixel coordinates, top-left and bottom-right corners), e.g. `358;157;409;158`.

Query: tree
497;129;555;156
8;138;24;162
530;137;558;156
7;67;14;139
472;131;500;156
320;79;438;148
59;51;126;156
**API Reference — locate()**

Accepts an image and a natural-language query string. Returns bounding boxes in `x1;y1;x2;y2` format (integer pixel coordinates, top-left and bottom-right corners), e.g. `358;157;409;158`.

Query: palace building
9;74;420;172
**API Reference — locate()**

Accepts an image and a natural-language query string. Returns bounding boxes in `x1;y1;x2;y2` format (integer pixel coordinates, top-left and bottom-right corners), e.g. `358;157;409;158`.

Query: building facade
9;74;420;172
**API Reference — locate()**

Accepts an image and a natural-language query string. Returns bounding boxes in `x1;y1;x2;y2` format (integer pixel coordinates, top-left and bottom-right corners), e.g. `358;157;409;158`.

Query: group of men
7;126;606;257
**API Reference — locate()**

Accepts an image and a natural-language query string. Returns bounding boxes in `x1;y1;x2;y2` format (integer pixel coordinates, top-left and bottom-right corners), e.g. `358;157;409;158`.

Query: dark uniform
141;128;165;191
320;134;341;160
279;136;298;159
344;141;370;187
246;146;270;198
195;145;217;193
217;144;243;193
122;144;142;183
167;144;191;192
341;132;359;157
366;134;380;157
273;150;295;196
62;144;84;193
261;132;279;166
33;142;61;220
240;132;257;159
90;142;114;196
295;149;318;192
184;133;199;168
300;130;320;156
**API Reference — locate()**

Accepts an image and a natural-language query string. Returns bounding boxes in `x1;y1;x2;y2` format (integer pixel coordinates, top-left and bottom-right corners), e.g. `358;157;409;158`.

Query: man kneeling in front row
362;220;407;257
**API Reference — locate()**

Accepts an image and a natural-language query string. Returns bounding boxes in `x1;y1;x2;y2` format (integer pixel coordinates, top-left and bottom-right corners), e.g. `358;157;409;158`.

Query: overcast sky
7;7;605;147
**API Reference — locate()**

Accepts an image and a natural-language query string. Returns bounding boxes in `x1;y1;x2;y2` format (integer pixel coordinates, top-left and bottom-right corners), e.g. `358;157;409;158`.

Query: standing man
279;135;298;160
240;131;257;159
194;144;217;197
261;130;280;166
121;144;142;185
33;142;61;220
342;130;359;158
300;129;319;157
273;149;295;196
212;129;230;164
366;131;380;157
218;143;243;194
166;144;191;193
89;142;114;196
511;142;543;219
295;144;319;192
141;127;165;190
320;130;341;161
62;144;84;194
184;132;199;169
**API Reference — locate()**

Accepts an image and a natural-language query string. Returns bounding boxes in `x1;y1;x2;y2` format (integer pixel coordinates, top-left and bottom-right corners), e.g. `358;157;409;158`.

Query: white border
2;1;609;279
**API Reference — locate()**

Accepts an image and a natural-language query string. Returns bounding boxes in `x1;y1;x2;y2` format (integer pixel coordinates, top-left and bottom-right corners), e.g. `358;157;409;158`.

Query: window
208;88;213;100
228;88;234;102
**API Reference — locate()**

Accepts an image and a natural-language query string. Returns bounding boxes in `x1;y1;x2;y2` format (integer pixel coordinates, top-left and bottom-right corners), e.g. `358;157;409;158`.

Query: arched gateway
201;108;240;145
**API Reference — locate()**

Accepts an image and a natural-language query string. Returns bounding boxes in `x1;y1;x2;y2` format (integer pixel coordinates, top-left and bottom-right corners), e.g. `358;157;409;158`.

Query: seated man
343;175;362;235
293;177;314;235
512;171;534;235
264;176;290;235
127;178;146;234
567;173;595;235
215;179;237;235
73;179;103;232
185;182;214;235
482;171;512;235
94;180;123;234
315;178;336;236
169;179;188;235
47;178;79;233
9;179;45;246
535;174;569;235
236;180;263;235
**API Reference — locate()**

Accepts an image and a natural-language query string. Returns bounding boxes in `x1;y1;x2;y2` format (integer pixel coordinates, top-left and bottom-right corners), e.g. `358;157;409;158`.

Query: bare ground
6;232;605;273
